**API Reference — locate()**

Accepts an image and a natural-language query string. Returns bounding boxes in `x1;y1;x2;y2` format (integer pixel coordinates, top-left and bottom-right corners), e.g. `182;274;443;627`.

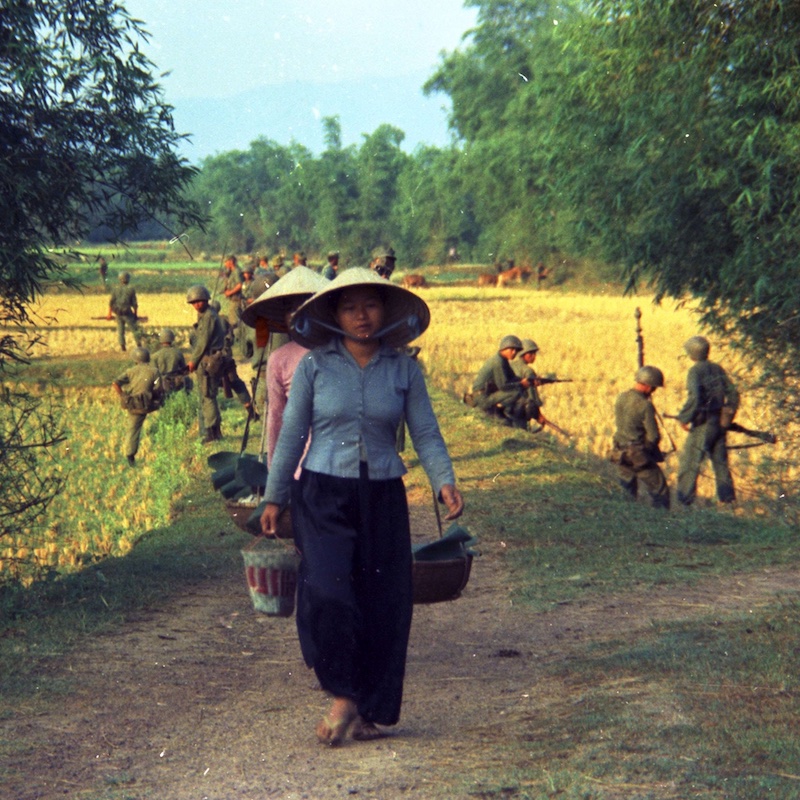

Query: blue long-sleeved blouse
264;338;456;507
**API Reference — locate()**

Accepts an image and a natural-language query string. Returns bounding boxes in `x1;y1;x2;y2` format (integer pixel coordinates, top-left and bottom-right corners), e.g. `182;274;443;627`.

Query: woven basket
412;553;473;604
225;501;293;539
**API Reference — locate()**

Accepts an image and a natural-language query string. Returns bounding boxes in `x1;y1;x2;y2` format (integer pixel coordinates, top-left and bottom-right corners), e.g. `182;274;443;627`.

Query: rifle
538;413;572;438
92;315;149;322
662;414;777;445
535;376;573;386
633;308;676;452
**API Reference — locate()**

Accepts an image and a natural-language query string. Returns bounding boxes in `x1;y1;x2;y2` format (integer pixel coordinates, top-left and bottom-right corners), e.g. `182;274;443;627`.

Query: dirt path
3;502;799;800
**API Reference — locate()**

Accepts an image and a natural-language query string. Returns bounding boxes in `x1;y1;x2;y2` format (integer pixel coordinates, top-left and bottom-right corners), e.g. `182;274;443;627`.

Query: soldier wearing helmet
112;347;162;466
322;250;340;280
610;365;670;508
675;335;739;505
469;335;540;428
106;270;142;352
153;328;189;395
186;285;227;443
370;245;396;279
512;339;546;427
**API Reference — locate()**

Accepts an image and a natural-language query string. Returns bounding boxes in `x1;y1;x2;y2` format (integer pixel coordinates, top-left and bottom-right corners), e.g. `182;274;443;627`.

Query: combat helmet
119;271;130;284
519;338;539;357
684;335;710;361
159;328;176;345
498;334;523;352
186;284;211;304
132;346;151;364
635;365;664;388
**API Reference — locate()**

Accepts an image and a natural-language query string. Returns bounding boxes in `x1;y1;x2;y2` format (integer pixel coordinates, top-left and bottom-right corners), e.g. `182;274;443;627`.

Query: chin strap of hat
293;313;422;343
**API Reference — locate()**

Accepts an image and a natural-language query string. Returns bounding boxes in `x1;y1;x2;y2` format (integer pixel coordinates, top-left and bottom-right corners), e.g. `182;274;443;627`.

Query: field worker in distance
209;300;257;420
260;267;464;746
186;285;227;443
106;271;142;352
241;266;329;467
152;328;189;395
675;336;740;505
370;245;396;279
610;366;670;509
471;335;539;428
322;250;339;280
511;338;546;428
112;347;162;466
221;254;244;327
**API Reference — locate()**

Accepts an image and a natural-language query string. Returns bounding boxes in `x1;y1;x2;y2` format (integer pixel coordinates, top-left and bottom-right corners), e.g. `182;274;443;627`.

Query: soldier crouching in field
107;271;142;352
609;366;670;509
469;335;540;429
112;347;162;466
186;285;227;443
152;328;190;396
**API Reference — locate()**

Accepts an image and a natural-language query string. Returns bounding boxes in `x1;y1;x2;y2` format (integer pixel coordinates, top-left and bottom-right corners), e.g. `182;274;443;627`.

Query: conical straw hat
290;267;430;349
241;266;330;328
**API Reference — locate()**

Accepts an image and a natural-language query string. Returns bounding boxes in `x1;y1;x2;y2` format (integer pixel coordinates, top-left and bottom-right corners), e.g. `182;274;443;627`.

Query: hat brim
290;267;430;349
241;266;330;328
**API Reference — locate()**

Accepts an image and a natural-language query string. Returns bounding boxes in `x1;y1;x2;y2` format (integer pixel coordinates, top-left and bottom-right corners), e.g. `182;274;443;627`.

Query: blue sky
126;1;479;159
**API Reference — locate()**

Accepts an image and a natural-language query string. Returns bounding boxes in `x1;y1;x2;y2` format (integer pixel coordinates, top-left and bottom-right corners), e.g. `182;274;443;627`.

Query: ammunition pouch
161;373;186;393
203;349;227;379
121;389;162;414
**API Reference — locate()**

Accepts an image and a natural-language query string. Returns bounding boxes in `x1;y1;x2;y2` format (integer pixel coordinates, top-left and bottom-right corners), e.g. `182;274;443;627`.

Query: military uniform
113;361;161;463
472;352;534;428
223;266;245;325
190;304;227;438
676;358;739;504
153;344;188;394
511;342;545;424
108;281;141;351
611;388;670;508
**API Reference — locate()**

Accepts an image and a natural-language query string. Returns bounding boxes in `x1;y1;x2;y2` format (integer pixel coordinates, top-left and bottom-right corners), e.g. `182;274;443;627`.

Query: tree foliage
0;0;204;545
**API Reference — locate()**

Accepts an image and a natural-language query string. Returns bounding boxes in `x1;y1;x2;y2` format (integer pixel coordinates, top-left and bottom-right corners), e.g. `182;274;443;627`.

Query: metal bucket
241;542;299;617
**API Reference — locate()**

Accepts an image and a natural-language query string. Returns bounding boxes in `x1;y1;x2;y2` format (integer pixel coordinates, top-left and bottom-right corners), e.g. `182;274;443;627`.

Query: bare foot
315;697;357;746
350;716;385;741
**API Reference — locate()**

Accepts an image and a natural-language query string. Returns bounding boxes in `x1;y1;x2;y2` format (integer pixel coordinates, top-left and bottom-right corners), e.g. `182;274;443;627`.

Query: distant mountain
170;72;458;164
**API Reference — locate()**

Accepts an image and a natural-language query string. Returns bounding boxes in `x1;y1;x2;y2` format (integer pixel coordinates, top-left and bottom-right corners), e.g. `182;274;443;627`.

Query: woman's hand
260;502;282;536
440;484;464;520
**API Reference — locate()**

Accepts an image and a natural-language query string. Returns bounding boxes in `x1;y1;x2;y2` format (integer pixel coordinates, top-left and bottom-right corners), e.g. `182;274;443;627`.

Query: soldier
97;255;108;285
322;250;339;280
292;250;308;268
610;366;670;509
112;347;162;466
471;335;539;428
221;255;244;326
152;328;189;395
370;245;396;279
209;300;257;420
511;339;545;427
675;336;739;505
186;285;227;443
106;271;142;352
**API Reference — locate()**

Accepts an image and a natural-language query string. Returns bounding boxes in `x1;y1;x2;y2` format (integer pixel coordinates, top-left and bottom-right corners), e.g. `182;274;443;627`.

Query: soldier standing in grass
152;328;189;396
209;299;257;420
186;285;227;443
107;271;142;352
610;366;670;509
222;255;244;327
675;336;740;506
112;347;162;466
322;250;339;280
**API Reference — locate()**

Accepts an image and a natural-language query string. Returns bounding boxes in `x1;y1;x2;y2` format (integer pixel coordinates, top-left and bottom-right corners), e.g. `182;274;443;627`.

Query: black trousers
290;465;413;726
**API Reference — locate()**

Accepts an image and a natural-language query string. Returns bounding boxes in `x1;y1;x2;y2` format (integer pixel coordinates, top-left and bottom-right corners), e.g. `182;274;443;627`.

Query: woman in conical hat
241;266;329;468
261;267;464;745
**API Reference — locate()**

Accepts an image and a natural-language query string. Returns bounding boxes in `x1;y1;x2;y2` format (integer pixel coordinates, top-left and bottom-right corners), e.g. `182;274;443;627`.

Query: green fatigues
224;268;244;325
108;284;141;350
190;306;227;434
153;345;188;394
676;360;739;505
472;352;535;428
219;317;252;406
511;358;544;423
611;388;670;508
114;363;160;458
